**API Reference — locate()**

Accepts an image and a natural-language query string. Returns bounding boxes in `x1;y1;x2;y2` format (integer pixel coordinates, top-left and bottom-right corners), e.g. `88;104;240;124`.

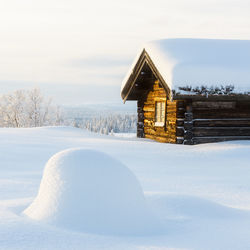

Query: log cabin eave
173;94;250;101
121;50;171;102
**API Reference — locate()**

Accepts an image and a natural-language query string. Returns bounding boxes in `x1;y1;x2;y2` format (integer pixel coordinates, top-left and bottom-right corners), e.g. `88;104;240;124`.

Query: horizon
1;0;250;105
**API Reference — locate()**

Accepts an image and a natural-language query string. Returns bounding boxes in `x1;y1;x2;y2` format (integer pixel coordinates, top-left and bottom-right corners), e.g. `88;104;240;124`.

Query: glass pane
161;103;165;122
155;102;165;123
156;102;160;122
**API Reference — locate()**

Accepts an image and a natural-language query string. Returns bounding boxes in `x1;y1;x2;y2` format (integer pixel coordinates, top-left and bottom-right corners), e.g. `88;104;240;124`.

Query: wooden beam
183;100;193;145
193;136;250;144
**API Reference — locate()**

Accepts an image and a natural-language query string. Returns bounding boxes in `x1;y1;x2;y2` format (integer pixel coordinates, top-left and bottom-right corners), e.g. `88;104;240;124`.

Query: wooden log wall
137;84;250;144
137;99;145;138
141;81;179;143
184;100;250;144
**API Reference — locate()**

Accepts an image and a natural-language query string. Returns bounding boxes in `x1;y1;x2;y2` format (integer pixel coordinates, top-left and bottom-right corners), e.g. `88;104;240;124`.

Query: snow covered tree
69;114;137;135
0;90;27;127
27;88;44;127
0;88;63;128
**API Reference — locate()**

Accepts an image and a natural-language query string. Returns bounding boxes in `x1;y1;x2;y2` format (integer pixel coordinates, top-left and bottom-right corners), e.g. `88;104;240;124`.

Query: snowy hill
1;126;250;249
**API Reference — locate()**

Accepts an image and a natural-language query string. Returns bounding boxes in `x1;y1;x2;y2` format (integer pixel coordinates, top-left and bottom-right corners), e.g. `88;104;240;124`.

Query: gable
121;50;170;102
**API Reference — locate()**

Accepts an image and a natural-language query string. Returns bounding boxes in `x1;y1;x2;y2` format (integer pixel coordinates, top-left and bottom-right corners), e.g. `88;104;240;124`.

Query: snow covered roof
121;38;250;101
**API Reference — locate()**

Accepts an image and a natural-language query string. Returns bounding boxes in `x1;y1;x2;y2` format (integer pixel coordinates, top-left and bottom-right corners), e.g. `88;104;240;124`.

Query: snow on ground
113;133;136;138
1;126;250;249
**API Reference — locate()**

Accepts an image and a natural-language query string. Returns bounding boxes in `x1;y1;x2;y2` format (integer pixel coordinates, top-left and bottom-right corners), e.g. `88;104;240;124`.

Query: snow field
0;126;250;249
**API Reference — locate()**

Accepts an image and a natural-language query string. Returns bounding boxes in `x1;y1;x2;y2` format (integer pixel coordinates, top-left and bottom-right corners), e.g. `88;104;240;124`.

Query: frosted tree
54;105;64;126
70;114;137;134
0;90;27;127
27;88;51;127
0;88;63;128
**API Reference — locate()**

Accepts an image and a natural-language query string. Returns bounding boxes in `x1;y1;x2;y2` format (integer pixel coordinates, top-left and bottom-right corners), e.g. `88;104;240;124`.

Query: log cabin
121;38;250;144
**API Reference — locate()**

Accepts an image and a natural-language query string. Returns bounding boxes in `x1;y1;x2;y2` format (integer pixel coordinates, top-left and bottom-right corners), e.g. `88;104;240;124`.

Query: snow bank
23;148;159;235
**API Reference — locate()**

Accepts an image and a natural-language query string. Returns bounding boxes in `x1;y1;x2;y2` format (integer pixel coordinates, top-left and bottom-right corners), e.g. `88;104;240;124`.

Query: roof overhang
121;49;171;102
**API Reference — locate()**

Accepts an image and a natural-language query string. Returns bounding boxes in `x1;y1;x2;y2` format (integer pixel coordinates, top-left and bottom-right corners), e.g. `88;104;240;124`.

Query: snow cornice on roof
121;38;250;102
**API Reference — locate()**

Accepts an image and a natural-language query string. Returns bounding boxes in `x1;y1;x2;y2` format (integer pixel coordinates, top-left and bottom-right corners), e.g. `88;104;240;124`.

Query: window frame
154;101;166;127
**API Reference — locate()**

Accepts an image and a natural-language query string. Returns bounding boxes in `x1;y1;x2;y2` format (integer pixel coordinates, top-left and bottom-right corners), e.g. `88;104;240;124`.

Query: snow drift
23;148;159;235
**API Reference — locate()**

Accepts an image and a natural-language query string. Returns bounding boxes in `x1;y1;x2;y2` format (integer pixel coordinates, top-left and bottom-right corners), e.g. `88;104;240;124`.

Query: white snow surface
24;148;159;235
121;38;250;95
1;126;250;249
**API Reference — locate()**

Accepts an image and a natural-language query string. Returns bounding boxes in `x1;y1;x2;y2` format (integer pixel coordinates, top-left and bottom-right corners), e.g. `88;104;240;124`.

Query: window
155;101;166;126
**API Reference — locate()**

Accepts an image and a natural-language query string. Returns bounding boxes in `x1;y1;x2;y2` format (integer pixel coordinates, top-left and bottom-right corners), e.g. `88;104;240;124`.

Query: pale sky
0;0;250;104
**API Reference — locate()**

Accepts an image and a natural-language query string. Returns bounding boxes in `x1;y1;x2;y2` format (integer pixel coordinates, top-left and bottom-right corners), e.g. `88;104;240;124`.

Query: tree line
0;88;137;134
0;88;63;127
73;114;137;135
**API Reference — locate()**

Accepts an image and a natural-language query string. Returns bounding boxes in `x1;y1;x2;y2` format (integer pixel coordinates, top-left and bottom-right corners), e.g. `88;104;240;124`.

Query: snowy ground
113;133;136;138
1;126;250;250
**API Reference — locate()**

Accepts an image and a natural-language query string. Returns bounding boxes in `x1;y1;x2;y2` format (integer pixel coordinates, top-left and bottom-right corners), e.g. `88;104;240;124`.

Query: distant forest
71;114;137;134
0;88;137;134
64;105;137;134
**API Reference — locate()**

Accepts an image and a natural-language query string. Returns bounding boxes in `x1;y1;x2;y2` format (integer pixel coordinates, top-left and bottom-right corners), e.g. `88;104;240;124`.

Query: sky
0;0;250;105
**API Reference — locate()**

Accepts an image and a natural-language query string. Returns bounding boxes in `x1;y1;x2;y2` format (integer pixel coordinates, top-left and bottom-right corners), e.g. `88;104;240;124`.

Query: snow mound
23;148;159;235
